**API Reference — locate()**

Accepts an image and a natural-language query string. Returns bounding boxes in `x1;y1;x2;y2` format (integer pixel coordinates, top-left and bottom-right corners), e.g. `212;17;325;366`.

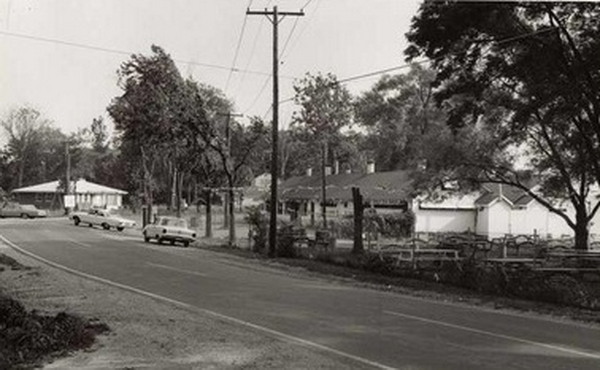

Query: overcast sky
0;0;421;138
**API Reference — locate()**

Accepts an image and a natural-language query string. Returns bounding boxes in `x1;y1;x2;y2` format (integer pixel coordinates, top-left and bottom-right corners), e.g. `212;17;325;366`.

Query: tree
355;64;446;171
292;73;353;228
1;107;68;189
108;45;199;216
191;81;269;246
406;2;600;250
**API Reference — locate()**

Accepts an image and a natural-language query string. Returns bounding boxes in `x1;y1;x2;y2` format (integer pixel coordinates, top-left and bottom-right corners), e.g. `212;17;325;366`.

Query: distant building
280;169;411;224
11;179;127;210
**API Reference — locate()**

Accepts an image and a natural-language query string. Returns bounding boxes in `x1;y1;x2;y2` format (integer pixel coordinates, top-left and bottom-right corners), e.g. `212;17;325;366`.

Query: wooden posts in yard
352;187;364;254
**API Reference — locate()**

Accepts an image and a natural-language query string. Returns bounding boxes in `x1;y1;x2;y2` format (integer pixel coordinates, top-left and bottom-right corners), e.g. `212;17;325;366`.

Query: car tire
183;241;190;248
102;223;110;230
116;226;124;232
88;223;93;227
143;232;150;243
157;237;163;245
73;217;80;226
21;213;29;219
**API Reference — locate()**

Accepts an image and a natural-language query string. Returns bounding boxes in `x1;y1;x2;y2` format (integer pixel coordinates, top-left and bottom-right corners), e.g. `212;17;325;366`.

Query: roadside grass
0;254;110;369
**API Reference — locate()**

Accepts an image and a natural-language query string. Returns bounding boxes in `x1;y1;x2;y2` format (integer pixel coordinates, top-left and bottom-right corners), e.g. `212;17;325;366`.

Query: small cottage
11;179;127;210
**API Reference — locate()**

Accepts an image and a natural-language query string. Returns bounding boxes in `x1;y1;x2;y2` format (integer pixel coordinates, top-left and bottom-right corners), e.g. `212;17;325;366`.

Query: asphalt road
1;218;600;369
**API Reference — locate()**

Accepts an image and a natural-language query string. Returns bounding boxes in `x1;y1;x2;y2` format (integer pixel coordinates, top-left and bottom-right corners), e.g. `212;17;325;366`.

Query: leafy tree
406;2;600;249
108;45;199;214
292;72;354;227
190;81;269;246
355;64;446;171
1;107;68;189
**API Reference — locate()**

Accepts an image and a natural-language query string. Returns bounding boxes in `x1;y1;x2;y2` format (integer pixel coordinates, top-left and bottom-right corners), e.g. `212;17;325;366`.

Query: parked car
143;216;196;247
0;203;47;218
71;208;136;231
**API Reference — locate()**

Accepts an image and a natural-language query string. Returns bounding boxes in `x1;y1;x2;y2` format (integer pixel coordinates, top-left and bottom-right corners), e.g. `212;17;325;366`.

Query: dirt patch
0;248;374;369
0;253;109;369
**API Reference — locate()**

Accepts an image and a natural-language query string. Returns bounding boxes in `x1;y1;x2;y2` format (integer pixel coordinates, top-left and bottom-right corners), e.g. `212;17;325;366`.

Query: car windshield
21;205;36;210
160;218;186;228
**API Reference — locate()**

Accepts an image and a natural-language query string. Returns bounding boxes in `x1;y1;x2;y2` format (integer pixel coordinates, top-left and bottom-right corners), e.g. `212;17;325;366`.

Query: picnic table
376;244;460;269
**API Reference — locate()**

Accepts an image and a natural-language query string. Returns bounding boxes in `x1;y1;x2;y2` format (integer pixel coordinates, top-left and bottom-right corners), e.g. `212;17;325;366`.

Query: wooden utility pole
247;6;304;257
65;141;71;214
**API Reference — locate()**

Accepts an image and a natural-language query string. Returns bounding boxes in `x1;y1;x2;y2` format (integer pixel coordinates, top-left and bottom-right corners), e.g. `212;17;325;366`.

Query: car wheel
21;213;29;219
143;232;150;243
169;240;175;246
157;237;163;245
73;217;80;226
102;223;110;230
183;241;190;248
88;223;93;227
116;226;124;232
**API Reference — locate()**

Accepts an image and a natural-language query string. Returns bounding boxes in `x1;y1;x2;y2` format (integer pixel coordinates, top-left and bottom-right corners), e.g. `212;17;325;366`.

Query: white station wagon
143;216;196;247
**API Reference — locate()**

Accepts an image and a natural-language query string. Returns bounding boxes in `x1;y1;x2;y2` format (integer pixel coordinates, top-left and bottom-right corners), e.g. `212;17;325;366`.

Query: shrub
245;206;268;253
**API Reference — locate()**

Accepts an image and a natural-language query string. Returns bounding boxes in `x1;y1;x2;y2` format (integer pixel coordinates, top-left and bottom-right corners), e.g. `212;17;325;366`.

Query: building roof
12;179;127;195
280;170;411;204
474;183;533;207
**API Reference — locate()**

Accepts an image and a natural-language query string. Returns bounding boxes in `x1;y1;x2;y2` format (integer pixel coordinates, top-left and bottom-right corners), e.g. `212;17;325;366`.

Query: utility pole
217;112;243;246
247;6;304;257
63;140;71;215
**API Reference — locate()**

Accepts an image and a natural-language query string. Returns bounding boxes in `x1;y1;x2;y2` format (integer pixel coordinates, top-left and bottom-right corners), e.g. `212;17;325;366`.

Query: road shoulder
0;243;372;369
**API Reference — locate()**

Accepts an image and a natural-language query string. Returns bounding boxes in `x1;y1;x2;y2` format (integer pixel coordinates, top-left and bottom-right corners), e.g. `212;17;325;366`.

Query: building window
35;193;43;202
45;193;53;202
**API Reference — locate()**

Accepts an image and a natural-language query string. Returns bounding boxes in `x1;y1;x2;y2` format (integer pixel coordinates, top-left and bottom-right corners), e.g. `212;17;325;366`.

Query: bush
327;210;415;239
245;206;268;253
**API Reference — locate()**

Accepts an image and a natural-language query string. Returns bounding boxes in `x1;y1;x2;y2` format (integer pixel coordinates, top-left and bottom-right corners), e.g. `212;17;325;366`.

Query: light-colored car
71;208;136;231
143;216;196;247
0;203;47;218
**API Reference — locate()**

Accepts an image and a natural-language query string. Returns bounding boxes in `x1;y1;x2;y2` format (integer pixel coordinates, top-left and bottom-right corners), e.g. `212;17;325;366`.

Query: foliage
245;206;268;253
0;107;68;189
406;2;600;249
354;64;447;171
328;211;414;239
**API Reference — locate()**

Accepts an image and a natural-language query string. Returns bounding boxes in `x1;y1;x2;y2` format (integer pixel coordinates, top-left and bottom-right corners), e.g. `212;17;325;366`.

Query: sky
0;0;422;141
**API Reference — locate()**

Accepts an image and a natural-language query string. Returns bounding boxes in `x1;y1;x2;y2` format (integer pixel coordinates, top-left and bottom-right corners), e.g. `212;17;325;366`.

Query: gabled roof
474;183;533;207
280;170;410;204
12;179;127;195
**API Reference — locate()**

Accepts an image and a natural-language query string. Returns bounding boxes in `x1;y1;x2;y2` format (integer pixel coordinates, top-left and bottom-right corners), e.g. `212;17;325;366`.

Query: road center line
146;262;208;277
0;234;394;370
384;310;600;359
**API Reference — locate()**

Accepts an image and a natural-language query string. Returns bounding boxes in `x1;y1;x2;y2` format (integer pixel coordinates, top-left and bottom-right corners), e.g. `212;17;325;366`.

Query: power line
224;0;253;92
232;0;273;102
277;27;558;105
243;75;272;115
0;29;294;79
279;16;300;60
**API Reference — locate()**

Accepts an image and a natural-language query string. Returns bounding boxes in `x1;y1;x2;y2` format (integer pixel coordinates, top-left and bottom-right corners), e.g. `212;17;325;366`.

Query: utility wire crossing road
1;219;600;369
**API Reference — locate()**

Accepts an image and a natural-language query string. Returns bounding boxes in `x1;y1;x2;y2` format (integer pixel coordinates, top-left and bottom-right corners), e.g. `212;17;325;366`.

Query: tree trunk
352;187;364;254
176;171;183;218
321;141;328;229
228;187;236;246
574;206;589;251
223;192;229;229
205;190;212;238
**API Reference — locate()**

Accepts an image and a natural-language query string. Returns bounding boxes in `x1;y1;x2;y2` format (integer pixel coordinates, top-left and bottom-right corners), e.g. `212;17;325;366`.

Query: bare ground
0;244;372;370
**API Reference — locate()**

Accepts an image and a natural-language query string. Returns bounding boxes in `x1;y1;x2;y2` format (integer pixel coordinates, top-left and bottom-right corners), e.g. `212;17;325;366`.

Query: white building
12;179;127;210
